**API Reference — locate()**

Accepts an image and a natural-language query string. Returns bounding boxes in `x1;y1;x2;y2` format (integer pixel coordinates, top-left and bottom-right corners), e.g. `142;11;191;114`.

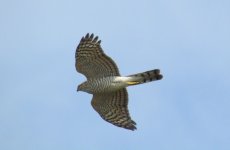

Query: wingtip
97;40;101;44
93;36;98;42
115;123;137;131
129;126;137;131
85;33;89;38
126;121;137;131
89;33;94;39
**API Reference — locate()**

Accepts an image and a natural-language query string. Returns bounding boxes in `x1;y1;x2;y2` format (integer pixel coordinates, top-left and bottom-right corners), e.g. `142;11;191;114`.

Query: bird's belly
90;78;126;93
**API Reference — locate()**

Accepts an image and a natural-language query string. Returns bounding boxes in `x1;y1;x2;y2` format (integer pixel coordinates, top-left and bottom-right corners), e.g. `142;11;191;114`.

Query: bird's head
77;83;84;92
77;82;92;94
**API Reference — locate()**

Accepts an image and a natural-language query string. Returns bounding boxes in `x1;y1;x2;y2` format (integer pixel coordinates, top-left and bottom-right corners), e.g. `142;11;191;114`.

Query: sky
0;0;230;149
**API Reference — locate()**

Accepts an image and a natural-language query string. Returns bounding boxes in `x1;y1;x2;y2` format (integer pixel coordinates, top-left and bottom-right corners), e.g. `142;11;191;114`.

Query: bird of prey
75;33;163;130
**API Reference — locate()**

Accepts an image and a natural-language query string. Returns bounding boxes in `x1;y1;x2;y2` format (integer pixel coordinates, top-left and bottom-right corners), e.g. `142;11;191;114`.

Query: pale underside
75;33;136;130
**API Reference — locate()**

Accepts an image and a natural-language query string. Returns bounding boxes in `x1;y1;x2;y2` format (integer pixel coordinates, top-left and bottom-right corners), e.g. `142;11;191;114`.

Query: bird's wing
91;88;136;130
75;33;120;79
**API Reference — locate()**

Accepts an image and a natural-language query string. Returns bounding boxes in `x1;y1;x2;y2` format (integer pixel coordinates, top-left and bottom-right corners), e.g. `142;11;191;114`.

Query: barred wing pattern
75;33;120;79
76;33;136;130
91;88;136;130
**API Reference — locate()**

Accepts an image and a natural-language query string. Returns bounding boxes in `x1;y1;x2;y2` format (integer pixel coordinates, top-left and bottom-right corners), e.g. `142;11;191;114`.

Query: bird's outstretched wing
91;88;137;130
75;33;120;79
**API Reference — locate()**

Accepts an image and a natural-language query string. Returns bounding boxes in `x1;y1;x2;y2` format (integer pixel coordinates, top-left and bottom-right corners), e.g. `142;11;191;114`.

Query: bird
75;33;163;130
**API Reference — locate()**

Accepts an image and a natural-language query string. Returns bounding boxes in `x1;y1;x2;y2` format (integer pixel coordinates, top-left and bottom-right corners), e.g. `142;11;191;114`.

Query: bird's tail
126;69;163;86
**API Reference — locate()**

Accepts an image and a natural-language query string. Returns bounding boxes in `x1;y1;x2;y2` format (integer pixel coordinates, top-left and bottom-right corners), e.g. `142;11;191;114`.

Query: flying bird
75;33;163;130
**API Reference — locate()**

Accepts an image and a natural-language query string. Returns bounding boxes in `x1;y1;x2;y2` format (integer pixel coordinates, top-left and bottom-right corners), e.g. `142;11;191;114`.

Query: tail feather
127;69;163;85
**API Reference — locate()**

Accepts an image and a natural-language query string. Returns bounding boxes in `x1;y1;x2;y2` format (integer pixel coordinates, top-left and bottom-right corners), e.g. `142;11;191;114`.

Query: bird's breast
87;77;126;93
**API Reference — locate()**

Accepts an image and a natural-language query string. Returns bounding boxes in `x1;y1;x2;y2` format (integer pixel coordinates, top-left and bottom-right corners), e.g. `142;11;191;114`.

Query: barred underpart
76;33;163;131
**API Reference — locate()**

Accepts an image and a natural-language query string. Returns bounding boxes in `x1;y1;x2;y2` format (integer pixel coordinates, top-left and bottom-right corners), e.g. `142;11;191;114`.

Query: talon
127;81;139;85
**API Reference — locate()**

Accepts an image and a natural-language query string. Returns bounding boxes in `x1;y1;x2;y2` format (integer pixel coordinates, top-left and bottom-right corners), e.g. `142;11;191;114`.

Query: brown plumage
75;33;163;130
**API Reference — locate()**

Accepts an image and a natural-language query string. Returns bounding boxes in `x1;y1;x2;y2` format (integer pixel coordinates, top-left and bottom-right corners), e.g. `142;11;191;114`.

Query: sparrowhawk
75;33;163;130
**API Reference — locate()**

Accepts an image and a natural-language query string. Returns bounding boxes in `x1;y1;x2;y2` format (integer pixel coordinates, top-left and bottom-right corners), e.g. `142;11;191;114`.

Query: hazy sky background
0;0;230;149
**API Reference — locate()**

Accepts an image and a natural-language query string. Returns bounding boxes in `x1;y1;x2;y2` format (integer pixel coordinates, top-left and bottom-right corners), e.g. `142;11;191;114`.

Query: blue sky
0;0;230;149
